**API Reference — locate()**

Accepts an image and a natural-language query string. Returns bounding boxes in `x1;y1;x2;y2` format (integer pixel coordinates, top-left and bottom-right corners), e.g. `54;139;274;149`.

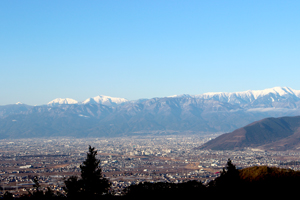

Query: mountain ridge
9;86;299;107
2;86;300;139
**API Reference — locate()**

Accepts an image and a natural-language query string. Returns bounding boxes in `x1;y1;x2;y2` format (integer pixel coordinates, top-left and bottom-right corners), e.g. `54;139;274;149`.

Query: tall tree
208;158;241;191
64;146;110;199
80;145;110;196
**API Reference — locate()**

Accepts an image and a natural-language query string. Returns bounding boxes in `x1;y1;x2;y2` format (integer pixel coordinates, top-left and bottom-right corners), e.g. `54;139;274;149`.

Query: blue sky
1;0;300;105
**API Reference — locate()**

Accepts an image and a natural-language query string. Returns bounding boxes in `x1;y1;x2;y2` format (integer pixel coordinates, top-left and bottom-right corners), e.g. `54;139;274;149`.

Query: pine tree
64;145;110;199
221;158;239;177
64;176;82;199
80;145;110;197
208;158;241;192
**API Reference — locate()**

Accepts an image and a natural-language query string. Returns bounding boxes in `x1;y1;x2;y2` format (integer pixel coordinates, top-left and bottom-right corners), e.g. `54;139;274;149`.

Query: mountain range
47;95;128;106
42;86;300;108
1;86;300;139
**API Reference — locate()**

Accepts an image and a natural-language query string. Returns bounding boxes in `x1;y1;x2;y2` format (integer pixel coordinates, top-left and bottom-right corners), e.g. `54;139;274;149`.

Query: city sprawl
1;135;300;197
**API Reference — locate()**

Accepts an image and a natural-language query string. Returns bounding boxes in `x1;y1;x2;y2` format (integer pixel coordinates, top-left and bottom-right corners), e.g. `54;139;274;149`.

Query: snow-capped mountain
193;87;300;107
47;98;78;106
168;94;192;98
47;96;128;106
3;86;300;139
82;95;128;106
45;87;300;108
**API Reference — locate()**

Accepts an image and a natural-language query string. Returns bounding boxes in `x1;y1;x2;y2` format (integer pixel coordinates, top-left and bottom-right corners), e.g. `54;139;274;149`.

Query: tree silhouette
33;176;41;192
221;158;239;177
2;191;14;200
64;145;110;199
64;176;82;199
80;146;110;197
207;158;242;195
26;176;44;199
25;176;60;199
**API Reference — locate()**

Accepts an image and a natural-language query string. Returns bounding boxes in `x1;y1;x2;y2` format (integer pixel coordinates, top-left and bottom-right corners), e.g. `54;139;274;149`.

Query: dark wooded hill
197;115;300;150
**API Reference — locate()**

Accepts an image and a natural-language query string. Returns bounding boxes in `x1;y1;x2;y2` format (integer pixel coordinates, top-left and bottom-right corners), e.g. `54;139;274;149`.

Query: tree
221;158;239;178
33;176;41;191
207;158;241;193
64;145;110;199
80;145;110;196
26;176;59;199
2;191;14;200
64;176;82;199
26;176;44;199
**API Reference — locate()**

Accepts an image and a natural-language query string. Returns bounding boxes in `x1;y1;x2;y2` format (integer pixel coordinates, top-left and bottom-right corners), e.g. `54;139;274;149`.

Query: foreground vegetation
2;146;300;199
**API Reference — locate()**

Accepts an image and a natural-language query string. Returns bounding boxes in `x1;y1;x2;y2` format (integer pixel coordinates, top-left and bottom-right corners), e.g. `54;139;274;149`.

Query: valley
1;135;300;197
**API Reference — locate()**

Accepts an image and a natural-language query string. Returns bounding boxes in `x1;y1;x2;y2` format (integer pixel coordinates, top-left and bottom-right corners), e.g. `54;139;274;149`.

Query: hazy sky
1;0;300;105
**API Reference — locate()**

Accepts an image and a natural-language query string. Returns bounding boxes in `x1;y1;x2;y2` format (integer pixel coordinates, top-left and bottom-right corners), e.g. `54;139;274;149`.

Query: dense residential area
1;135;300;198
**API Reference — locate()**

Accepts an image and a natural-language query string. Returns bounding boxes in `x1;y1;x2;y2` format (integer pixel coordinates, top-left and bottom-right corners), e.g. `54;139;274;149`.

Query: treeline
2;146;300;199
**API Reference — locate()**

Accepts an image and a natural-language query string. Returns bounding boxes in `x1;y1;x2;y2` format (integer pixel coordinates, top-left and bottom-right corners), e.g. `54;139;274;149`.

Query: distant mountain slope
0;104;33;118
197;116;300;150
1;87;300;139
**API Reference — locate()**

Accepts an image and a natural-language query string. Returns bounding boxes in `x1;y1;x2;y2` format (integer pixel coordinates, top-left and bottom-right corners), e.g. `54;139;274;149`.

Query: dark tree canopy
207;158;241;192
80;146;110;196
64;145;110;199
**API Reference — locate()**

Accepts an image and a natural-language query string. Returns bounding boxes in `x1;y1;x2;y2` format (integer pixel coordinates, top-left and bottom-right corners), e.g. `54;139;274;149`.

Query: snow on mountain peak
247;86;295;99
47;98;78;105
82;95;128;105
44;87;300;107
193;87;300;104
167;94;191;98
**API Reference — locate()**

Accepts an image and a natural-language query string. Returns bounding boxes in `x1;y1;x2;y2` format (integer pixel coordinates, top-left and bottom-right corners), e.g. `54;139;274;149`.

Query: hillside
238;165;300;182
197;115;300;150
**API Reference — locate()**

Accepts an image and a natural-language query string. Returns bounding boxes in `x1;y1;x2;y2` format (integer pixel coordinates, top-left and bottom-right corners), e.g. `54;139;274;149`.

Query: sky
1;0;300;105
